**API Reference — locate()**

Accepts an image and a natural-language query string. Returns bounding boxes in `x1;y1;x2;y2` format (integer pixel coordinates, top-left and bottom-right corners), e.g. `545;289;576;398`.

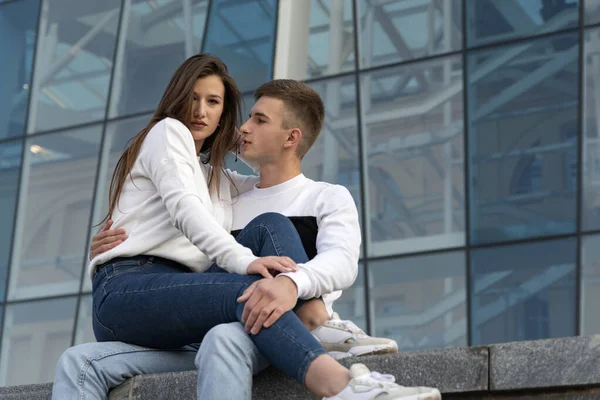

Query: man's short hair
254;79;325;158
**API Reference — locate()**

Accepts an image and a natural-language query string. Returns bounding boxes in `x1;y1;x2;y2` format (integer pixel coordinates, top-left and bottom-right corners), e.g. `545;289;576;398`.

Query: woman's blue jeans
91;212;326;384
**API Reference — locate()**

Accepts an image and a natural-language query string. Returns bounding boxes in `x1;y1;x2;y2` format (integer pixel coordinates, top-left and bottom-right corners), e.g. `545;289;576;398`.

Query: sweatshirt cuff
280;268;312;299
227;254;258;275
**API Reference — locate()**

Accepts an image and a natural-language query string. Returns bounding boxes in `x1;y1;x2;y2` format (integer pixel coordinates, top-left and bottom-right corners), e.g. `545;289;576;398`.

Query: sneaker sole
328;344;399;360
396;389;441;400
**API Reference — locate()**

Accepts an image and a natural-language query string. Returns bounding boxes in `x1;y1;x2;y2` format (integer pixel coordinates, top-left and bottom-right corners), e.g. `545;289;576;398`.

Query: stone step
2;335;600;399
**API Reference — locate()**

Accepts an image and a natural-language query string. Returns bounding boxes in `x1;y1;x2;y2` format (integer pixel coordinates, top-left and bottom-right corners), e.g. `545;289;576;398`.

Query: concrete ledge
490;335;600;390
2;335;600;399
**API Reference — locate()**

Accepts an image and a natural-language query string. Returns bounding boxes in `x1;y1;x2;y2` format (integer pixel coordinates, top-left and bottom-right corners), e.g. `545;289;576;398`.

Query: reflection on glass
276;0;355;80
9;125;103;300
583;28;600;230
203;0;277;92
470;239;576;345
109;0;209;117
362;56;464;257
28;0;121;132
586;0;600;25
334;264;366;332
0;297;76;386
371;251;467;351
357;0;461;69
75;295;95;344
303;75;361;208
467;33;579;245
466;0;579;47
0;0;39;139
0;140;23;302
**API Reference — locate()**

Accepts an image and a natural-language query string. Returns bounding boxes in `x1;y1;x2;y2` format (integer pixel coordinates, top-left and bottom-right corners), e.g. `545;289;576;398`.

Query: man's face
239;96;290;164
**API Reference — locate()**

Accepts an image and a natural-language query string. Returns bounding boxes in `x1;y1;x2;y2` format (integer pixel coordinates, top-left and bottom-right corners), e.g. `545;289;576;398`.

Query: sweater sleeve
280;185;360;299
141;119;257;274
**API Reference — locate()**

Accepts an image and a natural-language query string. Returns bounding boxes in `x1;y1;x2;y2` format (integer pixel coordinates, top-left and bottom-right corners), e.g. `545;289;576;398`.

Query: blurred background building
0;0;599;387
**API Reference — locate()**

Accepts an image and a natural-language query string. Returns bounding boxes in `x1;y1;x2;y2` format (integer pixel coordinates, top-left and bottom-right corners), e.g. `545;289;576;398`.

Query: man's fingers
250;303;277;334
263;306;284;328
237;281;258;304
245;297;270;333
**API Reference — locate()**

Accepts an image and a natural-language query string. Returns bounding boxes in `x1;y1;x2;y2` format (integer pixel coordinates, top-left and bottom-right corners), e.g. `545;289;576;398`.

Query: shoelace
355;372;398;391
330;319;367;337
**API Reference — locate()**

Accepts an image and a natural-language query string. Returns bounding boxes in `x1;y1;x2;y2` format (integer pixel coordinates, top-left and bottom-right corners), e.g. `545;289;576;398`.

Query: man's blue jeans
92;212;326;384
52;323;268;400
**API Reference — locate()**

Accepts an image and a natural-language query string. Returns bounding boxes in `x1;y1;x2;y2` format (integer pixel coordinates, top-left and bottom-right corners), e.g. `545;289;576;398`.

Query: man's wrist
276;275;298;298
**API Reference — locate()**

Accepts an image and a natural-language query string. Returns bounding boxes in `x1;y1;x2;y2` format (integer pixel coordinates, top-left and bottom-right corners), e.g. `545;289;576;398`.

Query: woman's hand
246;257;297;279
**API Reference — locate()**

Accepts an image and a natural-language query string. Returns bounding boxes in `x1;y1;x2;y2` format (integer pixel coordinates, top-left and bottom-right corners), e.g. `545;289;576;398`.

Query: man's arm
279;185;360;299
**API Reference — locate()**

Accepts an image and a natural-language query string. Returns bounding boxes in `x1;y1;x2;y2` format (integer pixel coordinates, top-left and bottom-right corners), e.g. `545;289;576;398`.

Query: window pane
83;115;149;292
9;125;103;300
203;0;277;92
583;28;600;230
0;0;39;139
74;294;94;344
586;0;600;25
467;33;579;245
334;263;366;331
276;0;355;80
363;56;465;257
466;0;579;48
0;297;76;386
357;0;461;69
27;0;121;133
470;239;576;346
0;140;23;302
370;251;466;351
108;0;209;118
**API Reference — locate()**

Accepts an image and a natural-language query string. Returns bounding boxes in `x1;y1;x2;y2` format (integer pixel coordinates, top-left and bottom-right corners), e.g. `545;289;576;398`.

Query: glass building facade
0;0;598;386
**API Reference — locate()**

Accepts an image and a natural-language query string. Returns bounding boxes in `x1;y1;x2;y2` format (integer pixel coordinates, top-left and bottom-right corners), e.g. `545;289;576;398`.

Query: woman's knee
251;212;291;227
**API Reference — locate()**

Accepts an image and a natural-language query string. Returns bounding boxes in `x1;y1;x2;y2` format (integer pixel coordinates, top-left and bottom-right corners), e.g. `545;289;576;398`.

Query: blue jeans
92;212;325;384
52;322;268;400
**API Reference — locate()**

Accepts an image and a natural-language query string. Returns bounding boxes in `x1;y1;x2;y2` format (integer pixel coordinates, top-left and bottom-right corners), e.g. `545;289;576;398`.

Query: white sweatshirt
231;174;361;314
88;117;259;278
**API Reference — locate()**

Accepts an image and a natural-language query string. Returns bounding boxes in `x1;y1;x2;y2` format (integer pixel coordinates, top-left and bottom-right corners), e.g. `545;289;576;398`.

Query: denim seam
235;224;283;256
110;281;251;296
77;348;197;400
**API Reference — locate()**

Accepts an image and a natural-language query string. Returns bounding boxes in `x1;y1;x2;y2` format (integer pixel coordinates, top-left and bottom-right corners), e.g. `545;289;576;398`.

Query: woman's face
188;75;225;152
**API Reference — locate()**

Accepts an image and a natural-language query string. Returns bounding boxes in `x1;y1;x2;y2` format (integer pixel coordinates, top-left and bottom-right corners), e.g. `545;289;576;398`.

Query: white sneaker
313;313;398;360
323;364;441;400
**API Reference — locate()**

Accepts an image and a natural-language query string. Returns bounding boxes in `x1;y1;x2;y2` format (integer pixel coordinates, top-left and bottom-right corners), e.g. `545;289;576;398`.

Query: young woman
89;54;440;400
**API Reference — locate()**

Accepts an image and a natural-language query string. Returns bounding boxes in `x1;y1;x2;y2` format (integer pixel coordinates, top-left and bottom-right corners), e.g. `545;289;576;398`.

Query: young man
52;80;440;400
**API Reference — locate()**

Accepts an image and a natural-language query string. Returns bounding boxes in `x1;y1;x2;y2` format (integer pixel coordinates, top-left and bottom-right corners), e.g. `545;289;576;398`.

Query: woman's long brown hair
99;54;242;226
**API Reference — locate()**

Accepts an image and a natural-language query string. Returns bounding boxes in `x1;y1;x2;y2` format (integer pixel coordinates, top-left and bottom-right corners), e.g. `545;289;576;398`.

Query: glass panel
370;251;466;351
27;0;121;133
276;0;355;80
0;0;39;139
583;28;600;230
203;0;277;92
0;140;23;302
470;238;576;345
467;33;579;245
74;295;95;344
0;297;76;386
303;75;362;215
582;235;600;335
466;0;579;48
334;263;366;331
83;115;149;292
357;0;461;69
108;0;209;118
9;125;103;300
363;56;465;257
586;0;600;25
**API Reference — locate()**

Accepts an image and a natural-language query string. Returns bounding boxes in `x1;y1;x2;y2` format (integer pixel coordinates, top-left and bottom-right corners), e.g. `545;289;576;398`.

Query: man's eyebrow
249;111;271;120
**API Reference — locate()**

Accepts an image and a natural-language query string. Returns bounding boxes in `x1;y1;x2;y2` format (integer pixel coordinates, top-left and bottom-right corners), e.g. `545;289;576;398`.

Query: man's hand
89;219;128;260
246;257;296;279
237;276;298;334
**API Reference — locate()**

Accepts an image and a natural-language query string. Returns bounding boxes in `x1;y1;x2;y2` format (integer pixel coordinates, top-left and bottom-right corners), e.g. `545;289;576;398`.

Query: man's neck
258;159;302;188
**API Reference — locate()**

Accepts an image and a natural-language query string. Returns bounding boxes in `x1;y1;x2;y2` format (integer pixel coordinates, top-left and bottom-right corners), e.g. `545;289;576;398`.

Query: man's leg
196;322;269;400
52;342;197;400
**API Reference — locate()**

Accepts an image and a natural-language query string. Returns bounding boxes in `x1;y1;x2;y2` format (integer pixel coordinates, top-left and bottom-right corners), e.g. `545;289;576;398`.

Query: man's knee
56;343;97;371
196;323;253;365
